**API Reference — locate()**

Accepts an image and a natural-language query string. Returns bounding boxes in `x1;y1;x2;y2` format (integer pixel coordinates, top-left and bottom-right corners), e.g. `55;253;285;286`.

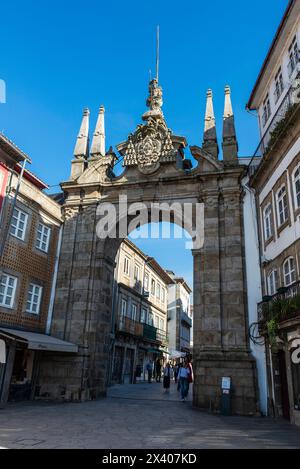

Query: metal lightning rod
156;25;159;82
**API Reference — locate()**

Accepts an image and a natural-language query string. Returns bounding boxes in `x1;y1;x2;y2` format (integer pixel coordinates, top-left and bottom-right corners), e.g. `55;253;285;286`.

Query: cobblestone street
0;382;300;449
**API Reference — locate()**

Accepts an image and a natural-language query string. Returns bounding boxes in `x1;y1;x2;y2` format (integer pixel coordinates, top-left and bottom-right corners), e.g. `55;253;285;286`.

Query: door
278;350;290;420
112;346;124;384
123;348;134;384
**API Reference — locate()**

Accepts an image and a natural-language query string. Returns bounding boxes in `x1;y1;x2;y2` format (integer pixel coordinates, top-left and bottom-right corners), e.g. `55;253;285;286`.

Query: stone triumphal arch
38;81;258;415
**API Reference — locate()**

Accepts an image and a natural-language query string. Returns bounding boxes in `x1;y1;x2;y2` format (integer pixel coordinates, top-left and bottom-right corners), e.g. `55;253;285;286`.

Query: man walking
177;361;191;401
146;359;153;383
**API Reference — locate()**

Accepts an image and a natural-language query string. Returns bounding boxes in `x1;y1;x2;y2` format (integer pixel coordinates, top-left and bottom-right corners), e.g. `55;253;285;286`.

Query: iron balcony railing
181;311;192;327
247;78;300;178
117;316;167;344
257;280;300;323
118;316;143;336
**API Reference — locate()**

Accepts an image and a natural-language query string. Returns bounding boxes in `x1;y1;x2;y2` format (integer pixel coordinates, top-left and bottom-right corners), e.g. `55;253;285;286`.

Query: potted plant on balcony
262;295;272;302
277;286;288;295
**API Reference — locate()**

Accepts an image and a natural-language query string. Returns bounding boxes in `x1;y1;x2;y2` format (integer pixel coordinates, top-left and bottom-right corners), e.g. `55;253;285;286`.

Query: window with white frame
151;278;155;296
293;165;300;209
262;94;271;127
159;318;164;331
274;67;284;103
123;256;130;276
267;270;278;296
161;287;165;303
0;274;17;308
134;265;140;282
26;283;42;314
141;307;147;323
148;311;154;326
36;223;51;253
121;298;127;316
283;257;296;286
263;203;273;241
131;304;137;321
144;272;149;292
276;185;289;226
156;283;161;299
10;208;28;241
288;35;299;77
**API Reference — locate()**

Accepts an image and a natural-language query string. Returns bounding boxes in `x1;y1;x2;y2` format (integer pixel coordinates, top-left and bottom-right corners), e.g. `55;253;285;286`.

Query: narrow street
0;382;300;449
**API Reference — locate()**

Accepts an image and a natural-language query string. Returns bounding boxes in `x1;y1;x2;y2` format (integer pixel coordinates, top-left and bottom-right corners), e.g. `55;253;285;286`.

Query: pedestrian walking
146;359;153;383
163;362;173;392
177;361;191;401
155;358;162;382
185;358;194;395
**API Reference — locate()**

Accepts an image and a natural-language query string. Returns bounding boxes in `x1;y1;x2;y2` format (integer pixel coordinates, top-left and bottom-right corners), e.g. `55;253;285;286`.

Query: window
283;257;296;286
288;35;299;77
159;318;164;331
161;287;165;303
293;165;300;209
144;273;149;292
151;279;155;296
36;223;51;253
267;270;278;296
156;283;161;299
274;68;284;103
134;265;140;281
263;203;273;241
154;315;158;328
10;208;28;241
262;95;271;127
148;312;154;326
0;274;17;308
123;257;130;276
26;283;42;314
131;304;137;321
121;298;127;316
141;308;147;323
276;185;288;226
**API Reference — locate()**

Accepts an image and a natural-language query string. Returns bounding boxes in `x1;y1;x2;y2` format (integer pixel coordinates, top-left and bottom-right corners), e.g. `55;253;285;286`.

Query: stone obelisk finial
222;85;238;163
90;105;105;157
70;108;90;179
202;89;219;159
73;108;90;158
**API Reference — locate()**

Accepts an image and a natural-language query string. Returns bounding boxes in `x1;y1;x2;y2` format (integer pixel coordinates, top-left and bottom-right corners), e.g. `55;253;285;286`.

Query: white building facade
166;271;192;356
247;0;300;425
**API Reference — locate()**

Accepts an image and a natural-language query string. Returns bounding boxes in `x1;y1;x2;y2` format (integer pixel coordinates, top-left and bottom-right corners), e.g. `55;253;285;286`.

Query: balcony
257;281;300;327
117;316;143;336
247;80;300;177
143;324;168;345
117;317;167;344
181;311;192;327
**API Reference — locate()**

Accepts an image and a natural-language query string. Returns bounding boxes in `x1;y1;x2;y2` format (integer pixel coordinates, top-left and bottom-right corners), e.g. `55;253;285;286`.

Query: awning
0;328;78;353
168;349;187;358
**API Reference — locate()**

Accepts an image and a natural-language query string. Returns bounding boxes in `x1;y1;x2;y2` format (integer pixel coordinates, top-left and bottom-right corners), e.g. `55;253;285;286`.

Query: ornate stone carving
63;206;79;221
123;79;177;174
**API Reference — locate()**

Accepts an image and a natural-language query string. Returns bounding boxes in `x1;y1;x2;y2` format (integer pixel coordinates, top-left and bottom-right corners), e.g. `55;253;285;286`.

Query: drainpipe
46;224;63;335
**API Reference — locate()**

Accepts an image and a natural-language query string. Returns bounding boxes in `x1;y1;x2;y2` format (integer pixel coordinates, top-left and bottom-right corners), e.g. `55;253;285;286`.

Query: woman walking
163;362;173;392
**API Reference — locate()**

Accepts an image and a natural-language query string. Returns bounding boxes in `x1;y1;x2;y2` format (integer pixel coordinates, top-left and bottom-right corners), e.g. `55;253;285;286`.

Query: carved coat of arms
123;79;177;174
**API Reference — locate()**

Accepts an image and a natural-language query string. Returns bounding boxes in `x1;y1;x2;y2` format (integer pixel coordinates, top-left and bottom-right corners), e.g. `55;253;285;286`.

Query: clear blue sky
0;0;288;287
